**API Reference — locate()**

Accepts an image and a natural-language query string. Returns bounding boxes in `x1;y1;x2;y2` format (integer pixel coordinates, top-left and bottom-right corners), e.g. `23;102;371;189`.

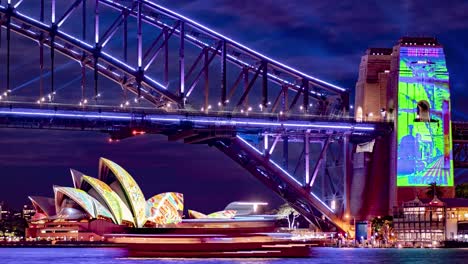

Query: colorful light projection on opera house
397;46;453;187
29;158;237;227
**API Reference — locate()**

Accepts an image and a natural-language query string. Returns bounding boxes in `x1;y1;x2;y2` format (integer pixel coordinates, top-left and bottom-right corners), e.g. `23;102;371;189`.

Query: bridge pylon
0;0;393;232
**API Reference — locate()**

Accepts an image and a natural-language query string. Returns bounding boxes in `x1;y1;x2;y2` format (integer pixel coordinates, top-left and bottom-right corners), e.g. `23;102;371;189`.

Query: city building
355;47;392;122
22;205;35;222
446;199;468;240
27;157;272;241
0;202;11;220
353;37;455;222
393;196;468;245
387;37;454;204
0;202;27;241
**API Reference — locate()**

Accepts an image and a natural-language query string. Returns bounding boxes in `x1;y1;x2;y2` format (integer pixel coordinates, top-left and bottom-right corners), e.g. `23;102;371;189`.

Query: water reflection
1;247;468;264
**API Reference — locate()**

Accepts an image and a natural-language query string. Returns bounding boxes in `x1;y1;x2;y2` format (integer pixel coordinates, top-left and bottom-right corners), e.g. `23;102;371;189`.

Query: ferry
107;218;326;258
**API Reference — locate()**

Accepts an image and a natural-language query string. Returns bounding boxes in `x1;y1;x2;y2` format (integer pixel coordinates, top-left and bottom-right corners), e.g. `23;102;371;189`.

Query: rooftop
398;36;440;46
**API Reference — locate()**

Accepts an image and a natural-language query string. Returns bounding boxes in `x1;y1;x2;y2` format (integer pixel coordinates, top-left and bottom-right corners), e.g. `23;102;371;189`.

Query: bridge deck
0;105;389;138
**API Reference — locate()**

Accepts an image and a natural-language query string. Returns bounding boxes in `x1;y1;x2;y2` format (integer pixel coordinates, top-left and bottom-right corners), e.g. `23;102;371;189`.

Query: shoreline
1;242;467;249
0;242;121;248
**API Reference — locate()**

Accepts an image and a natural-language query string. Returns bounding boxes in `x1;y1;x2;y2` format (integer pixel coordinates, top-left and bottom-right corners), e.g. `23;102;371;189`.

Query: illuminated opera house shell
28;158;235;228
188;209;237;219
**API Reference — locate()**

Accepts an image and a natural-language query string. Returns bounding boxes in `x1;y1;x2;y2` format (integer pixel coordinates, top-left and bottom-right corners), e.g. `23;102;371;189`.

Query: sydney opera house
26;158;248;241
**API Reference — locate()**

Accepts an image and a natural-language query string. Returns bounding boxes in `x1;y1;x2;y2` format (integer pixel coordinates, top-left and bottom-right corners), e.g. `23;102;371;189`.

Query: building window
356;107;363;122
416;100;431;122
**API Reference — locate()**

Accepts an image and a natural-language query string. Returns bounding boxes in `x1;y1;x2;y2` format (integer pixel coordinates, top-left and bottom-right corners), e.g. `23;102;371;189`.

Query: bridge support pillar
179;21;185;104
282;135;288;170
343;134;351;218
215;135;349;232
304;133;310;185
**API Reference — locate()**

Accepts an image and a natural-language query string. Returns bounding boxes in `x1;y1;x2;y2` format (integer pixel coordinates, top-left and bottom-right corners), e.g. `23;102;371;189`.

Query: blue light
144;76;168;90
0;107;373;131
101;0;342;95
13;0;24;9
60;31;94;49
101;51;136;72
12;62;74;92
139;0;347;92
15;11;57;31
0;109;132;120
236;135;334;213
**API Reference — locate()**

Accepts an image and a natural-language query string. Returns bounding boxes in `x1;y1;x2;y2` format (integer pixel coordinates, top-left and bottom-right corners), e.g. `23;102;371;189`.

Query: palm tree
426;182;443;198
455;183;468;198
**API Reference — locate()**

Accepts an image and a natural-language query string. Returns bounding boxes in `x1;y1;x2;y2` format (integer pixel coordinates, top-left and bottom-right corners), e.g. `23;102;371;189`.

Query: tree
426;182;443;198
455;183;468;198
371;216;394;243
277;203;300;229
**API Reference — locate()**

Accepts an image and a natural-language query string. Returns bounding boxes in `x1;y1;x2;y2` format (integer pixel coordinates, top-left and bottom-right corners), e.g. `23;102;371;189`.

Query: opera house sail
28;157;239;235
98;158;147;227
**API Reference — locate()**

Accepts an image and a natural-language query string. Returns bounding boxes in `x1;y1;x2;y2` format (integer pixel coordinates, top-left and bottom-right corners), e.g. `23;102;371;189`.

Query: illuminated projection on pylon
397;46;453;186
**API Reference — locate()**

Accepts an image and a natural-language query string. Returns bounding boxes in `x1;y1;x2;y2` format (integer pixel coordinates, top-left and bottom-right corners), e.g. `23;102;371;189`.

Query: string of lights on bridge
0;0;349;118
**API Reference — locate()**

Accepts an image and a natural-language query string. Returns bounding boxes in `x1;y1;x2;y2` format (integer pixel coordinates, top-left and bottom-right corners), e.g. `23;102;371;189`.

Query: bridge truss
452;121;468;168
0;0;391;232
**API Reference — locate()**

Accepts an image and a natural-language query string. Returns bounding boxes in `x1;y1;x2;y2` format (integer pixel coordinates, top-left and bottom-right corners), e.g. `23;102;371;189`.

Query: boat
106;219;324;257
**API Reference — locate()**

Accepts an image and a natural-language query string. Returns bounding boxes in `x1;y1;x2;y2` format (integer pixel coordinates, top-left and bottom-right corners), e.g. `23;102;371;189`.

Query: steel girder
0;0;348;117
453;141;468;168
0;104;391;232
0;106;382;135
215;135;350;232
0;1;388;232
452;121;468;168
0;0;178;106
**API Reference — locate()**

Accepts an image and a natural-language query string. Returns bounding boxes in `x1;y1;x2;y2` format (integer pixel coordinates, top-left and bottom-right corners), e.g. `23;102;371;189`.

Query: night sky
1;0;468;210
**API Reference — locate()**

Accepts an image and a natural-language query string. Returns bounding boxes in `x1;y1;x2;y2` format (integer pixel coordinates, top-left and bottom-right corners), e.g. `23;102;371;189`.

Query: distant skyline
1;0;468;209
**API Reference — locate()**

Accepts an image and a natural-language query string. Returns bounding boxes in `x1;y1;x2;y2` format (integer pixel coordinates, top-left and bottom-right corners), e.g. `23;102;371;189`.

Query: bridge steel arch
0;0;391;232
452;121;468;168
0;0;349;115
0;105;390;232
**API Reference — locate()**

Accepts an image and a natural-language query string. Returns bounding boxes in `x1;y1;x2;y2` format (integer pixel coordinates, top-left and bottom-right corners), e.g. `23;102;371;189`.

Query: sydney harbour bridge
1;0;465;232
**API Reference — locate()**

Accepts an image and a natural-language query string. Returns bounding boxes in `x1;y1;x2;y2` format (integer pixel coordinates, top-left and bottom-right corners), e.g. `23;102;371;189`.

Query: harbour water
1;247;468;264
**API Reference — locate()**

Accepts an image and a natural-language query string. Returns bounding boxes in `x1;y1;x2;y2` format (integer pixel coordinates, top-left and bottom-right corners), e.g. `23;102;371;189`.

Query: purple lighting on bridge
141;0;346;93
0;108;375;131
0;110;133;120
2;0;345;115
10;7;172;102
100;0;338;98
0;1;393;233
236;135;334;213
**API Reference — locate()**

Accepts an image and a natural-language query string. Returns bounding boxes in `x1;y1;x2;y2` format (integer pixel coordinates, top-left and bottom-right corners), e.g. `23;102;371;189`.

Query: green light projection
397;46;453;186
